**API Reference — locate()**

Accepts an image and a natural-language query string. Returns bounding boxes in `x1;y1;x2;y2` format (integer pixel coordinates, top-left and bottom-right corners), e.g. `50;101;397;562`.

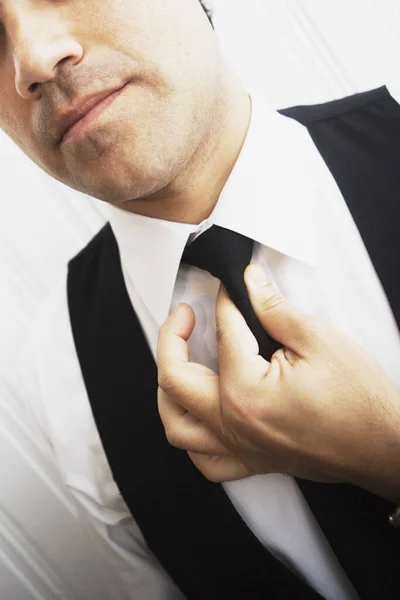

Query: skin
157;265;400;504
0;0;251;223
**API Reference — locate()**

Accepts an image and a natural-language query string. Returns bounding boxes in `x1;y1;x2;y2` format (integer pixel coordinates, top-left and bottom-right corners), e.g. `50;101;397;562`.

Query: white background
0;1;399;597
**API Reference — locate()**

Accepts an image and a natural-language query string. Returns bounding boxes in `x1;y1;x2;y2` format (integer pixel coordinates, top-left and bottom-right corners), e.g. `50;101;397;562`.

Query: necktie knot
182;225;254;302
182;224;281;360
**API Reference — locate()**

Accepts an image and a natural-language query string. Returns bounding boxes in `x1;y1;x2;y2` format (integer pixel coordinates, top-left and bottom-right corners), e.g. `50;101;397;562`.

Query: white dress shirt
20;91;400;600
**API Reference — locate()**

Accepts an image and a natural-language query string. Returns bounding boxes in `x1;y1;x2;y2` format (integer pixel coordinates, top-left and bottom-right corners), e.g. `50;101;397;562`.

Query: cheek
1;100;60;178
1;105;32;154
0;61;31;147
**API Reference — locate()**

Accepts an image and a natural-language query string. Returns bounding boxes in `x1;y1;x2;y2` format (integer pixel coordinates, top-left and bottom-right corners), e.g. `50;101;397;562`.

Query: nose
11;12;83;98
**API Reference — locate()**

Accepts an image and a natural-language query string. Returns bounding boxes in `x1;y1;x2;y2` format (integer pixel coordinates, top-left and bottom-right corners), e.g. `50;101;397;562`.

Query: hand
157;264;400;502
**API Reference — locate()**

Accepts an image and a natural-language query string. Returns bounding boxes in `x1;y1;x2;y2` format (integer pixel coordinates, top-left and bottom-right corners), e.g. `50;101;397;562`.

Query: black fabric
182;226;281;359
67;86;400;600
280;86;400;600
279;86;388;127
68;224;321;600
280;85;400;330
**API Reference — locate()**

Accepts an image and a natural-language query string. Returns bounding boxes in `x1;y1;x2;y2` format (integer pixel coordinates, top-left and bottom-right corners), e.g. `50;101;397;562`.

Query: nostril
28;82;38;93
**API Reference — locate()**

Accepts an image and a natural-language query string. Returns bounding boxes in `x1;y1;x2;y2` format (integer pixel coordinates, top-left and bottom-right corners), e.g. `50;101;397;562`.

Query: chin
61;126;189;204
69;162;174;206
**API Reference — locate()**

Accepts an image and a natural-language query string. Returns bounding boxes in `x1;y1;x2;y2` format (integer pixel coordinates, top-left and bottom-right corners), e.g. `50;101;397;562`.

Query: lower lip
61;86;126;146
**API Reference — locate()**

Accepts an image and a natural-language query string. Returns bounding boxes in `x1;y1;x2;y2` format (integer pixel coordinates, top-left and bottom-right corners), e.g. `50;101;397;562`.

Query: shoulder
68;222;115;270
18;270;71;448
19;223;112;439
20;222;114;403
23;221;117;387
19;222;119;443
21;272;70;366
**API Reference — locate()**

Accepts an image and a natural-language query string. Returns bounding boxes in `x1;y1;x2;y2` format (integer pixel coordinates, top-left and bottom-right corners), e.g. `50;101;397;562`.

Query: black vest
67;87;400;600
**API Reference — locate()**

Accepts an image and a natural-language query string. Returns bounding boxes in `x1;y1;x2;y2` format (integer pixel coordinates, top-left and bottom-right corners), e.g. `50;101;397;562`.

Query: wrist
350;391;400;504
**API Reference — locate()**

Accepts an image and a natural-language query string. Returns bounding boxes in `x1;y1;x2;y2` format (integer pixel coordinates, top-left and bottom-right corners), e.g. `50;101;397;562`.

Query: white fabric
20;92;400;600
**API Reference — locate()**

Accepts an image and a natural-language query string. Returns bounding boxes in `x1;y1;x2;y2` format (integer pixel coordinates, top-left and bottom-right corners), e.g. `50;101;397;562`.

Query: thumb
244;263;317;355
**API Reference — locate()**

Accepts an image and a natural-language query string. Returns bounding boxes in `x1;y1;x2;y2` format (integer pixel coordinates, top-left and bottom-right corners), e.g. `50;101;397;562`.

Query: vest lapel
280;86;400;327
67;224;320;600
280;86;400;600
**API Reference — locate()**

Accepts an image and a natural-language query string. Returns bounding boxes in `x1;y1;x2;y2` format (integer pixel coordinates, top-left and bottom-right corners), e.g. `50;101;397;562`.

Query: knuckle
204;470;221;483
269;347;286;371
165;425;181;448
215;318;228;347
191;454;222;483
223;392;253;429
157;365;178;395
202;462;222;483
304;316;331;351
221;376;252;419
261;290;286;313
220;380;239;411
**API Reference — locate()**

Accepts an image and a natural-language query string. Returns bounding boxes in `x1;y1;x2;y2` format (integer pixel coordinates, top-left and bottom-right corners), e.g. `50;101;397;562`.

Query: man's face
0;0;219;204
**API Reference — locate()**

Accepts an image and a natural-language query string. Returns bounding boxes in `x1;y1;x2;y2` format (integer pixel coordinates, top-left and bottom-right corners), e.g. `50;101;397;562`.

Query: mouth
59;84;128;146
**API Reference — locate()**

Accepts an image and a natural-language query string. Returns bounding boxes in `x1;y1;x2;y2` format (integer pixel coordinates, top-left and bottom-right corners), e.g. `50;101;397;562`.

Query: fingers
188;451;341;484
244;264;319;356
188;452;255;483
157;303;221;425
158;364;221;425
158;388;231;455
216;284;269;379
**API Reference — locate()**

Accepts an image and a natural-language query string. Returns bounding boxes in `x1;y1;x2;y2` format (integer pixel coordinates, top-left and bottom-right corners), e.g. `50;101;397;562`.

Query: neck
119;74;252;225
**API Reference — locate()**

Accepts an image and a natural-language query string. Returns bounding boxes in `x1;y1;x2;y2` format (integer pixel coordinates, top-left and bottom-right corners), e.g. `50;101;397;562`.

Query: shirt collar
106;92;318;327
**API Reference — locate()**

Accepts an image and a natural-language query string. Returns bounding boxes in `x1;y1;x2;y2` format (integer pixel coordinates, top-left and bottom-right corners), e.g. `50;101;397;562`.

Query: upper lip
57;85;125;143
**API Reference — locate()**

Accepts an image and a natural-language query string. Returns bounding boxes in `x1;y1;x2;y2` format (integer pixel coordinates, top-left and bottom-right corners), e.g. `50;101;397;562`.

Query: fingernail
250;264;269;286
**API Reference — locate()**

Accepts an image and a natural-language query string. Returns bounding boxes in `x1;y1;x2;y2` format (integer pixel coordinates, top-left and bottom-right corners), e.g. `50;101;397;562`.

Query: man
2;0;398;598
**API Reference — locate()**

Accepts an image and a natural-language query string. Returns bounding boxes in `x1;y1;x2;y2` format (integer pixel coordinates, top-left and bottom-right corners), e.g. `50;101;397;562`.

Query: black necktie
182;224;281;359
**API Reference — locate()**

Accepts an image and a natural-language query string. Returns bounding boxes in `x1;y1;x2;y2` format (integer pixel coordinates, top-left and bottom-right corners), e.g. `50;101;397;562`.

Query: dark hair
199;1;213;27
